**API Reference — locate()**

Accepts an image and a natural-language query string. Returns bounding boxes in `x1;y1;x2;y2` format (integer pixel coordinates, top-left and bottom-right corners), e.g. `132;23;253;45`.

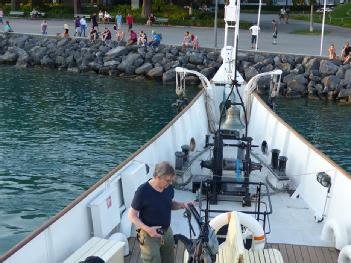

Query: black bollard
278;156;288;172
175;151;185;170
271;149;280;170
181;145;190;162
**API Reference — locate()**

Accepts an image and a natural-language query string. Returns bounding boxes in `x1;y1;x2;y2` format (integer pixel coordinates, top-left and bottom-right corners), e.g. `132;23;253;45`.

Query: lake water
273;97;351;173
0;66;198;254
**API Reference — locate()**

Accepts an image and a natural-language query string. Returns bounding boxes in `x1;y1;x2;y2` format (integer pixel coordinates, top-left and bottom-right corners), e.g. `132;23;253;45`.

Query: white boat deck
170;145;334;248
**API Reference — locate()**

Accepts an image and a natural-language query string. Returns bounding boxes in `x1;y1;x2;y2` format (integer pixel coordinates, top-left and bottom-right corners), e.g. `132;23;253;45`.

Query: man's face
159;174;175;189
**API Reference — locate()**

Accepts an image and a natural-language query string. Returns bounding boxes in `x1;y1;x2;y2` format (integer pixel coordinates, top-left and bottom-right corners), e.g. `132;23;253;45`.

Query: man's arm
172;200;186;210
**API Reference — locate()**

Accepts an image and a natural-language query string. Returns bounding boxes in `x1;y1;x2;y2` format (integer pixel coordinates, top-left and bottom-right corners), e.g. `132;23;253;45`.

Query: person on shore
328;43;336;60
89;27;99;41
341;41;351;64
279;8;286;23
104;11;111;23
116;13;122;29
138;30;148;46
62;23;69;38
126;13;133;31
98;10;104;23
191;34;199;50
272;19;278;45
0;8;4;25
80;16;87;37
92;13;99;31
128;161;193;263
182;31;192;48
4;21;13;32
249;23;260;49
127;30;137;46
147;13;155;25
102;27;112;41
41;20;48;35
74;16;81;36
116;28;125;42
149;30;161;47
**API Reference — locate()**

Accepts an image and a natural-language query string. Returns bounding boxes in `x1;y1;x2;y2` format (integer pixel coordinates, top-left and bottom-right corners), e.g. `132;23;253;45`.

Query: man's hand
183;200;197;209
146;226;162;238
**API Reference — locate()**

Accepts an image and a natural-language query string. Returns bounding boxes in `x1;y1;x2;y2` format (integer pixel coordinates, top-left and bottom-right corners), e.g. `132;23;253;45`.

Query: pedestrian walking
92;13;99;31
41;20;48;35
80;16;87;37
126;13;133;31
0;8;4;25
74;16;81;36
116;13;122;29
249;23;260;49
272;19;277;45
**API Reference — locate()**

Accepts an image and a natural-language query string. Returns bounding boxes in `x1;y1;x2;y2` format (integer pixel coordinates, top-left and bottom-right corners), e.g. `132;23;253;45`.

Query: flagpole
255;0;262;51
319;0;327;56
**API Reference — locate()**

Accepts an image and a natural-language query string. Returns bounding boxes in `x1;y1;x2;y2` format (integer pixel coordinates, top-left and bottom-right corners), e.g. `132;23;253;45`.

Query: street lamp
319;0;327;56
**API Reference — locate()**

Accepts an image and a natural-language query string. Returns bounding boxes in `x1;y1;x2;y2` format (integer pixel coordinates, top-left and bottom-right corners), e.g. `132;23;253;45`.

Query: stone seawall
1;33;350;102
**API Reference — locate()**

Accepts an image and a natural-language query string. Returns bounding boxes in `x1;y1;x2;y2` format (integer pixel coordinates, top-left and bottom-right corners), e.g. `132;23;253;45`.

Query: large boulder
304;57;320;72
104;46;128;61
146;66;163;79
321;75;340;91
189;53;204;65
135;63;153;75
244;66;259;80
162;69;176;82
337;88;351;99
117;53;142;72
152;53;164;64
319;60;339;75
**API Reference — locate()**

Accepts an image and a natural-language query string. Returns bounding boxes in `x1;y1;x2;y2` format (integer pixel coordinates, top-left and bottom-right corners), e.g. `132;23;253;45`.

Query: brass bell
221;104;245;131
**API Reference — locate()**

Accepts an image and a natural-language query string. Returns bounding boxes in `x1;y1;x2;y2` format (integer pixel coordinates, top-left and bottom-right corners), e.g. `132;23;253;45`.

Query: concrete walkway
1;13;350;57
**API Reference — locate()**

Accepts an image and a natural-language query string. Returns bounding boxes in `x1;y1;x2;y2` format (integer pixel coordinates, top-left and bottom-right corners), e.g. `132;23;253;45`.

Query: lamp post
214;0;219;48
319;0;327;56
255;0;262;51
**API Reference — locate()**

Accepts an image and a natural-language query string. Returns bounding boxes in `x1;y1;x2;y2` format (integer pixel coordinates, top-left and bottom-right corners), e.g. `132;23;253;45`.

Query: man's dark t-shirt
345;47;351;56
131;181;174;229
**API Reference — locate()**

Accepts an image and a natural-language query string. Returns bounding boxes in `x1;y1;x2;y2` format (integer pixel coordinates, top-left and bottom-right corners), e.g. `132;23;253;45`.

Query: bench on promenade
9;11;25;17
75;14;91;20
30;11;46;18
155;17;169;24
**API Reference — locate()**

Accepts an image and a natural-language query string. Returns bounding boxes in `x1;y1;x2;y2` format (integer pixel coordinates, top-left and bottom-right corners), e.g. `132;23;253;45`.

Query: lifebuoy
209;211;265;251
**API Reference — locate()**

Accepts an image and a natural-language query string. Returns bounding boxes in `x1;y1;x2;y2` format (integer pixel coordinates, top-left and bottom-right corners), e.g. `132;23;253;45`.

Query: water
0;66;198;254
273;97;351;173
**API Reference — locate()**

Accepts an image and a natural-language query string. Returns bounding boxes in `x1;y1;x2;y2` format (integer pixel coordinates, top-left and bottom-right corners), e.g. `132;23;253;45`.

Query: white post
319;0;327;56
255;0;262;51
214;0;218;48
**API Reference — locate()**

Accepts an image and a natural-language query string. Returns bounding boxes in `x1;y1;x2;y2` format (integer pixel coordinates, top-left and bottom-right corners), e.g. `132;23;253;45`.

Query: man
149;30;161;47
116;13;122;29
80;16;87;37
249;23;260;49
0;8;4;25
126;13;133;31
128;161;192;263
272;19;277;45
74;16;81;37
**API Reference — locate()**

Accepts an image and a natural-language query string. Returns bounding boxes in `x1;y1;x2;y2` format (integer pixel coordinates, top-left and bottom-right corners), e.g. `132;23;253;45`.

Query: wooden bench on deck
63;237;124;263
216;212;284;263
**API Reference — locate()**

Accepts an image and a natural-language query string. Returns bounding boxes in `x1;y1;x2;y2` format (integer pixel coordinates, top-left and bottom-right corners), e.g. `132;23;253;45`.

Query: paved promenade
1;13;351;57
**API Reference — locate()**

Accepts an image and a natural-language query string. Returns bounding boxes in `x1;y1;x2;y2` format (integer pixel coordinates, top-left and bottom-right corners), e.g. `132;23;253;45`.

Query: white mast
222;0;241;81
319;0;327;56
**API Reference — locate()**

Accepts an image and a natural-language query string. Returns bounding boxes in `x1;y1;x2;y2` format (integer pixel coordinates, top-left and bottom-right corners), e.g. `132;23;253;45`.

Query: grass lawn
290;29;331;35
291;3;351;28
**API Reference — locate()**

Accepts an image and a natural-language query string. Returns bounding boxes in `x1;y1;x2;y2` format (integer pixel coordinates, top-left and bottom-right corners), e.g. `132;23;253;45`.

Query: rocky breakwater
0;33;221;83
238;51;351;102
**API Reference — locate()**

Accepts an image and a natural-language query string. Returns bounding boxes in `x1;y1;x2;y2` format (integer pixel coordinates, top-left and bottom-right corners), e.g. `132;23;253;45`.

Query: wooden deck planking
125;238;339;263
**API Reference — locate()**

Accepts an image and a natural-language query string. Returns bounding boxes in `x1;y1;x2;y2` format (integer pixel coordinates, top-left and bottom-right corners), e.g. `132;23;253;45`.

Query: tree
309;0;316;32
11;0;19;10
141;0;152;18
